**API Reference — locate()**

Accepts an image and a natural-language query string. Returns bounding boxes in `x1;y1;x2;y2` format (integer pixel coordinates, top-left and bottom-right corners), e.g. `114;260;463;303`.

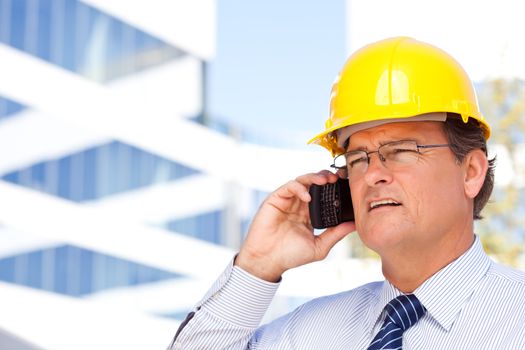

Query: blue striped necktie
368;294;426;350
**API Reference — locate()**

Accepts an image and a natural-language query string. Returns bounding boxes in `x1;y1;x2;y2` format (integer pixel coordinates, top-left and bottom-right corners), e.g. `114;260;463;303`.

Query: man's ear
463;149;489;199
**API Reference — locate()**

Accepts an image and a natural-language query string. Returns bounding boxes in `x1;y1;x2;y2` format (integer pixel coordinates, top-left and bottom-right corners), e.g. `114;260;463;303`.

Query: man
168;37;525;349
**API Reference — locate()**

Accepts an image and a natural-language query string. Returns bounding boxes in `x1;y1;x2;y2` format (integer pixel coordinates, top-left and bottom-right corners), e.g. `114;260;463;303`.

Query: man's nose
363;152;392;186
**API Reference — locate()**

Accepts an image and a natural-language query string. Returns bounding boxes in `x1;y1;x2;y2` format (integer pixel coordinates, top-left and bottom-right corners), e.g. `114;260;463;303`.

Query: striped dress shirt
169;236;525;349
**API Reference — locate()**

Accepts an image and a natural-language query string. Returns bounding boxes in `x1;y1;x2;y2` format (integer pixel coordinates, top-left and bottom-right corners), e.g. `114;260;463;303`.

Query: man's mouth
369;199;401;211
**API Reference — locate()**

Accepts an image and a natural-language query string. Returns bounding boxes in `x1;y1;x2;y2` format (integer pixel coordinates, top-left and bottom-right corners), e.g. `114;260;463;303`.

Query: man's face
348;121;470;255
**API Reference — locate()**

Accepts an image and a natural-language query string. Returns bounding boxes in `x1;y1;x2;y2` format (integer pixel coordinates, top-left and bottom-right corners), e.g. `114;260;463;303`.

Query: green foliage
476;78;525;268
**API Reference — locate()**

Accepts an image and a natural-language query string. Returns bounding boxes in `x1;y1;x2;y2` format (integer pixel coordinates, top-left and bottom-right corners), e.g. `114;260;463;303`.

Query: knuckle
296;173;315;182
286;180;299;189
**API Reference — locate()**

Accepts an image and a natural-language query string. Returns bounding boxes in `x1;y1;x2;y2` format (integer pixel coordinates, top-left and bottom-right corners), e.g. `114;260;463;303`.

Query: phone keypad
320;182;340;228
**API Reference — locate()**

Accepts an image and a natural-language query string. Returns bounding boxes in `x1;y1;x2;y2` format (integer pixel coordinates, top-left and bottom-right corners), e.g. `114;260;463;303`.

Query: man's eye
348;157;367;168
392;147;417;154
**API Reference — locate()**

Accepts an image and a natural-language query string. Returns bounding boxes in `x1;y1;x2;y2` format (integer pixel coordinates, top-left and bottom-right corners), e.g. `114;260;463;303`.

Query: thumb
314;222;355;259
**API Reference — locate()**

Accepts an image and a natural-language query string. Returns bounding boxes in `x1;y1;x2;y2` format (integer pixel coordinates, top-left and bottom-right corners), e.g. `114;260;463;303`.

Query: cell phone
308;178;354;229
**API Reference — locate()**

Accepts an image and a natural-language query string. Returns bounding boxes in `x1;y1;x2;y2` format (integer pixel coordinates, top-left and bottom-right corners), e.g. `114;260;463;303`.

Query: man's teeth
370;199;400;209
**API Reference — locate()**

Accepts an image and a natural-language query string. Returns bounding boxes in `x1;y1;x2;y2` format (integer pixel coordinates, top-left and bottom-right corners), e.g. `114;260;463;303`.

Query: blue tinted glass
24;0;39;54
115;142;131;193
58;156;71;199
107;141;119;193
135;29;162;51
54;246;68;294
3;0;184;81
41;249;55;292
9;0;25;50
120;24;136;73
106;17;123;60
91;252;105;292
128;261;139;284
6;98;25;115
4;141;198;201
94;142;110;198
139;152;155;186
103;255;116;289
84;148;97;200
79;249;92;294
31;162;46;189
69;152;84;202
130;146;141;188
0;97;25;120
77;5;107;78
17;167;31;186
62;0;77;71
0;255;15;281
48;0;64;65
154;158;170;183
13;254;29;285
136;263;174;284
0;243;181;296
0;0;11;43
2;170;20;184
37;0;52;60
27;249;43;288
65;246;80;295
168;210;223;244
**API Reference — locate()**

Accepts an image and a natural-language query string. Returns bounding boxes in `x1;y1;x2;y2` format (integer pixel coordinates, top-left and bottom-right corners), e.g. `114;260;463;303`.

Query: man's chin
357;226;407;253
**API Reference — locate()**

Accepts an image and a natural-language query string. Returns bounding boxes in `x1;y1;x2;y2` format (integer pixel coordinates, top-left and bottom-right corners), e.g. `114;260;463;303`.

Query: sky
207;0;525;150
208;0;347;146
347;0;525;83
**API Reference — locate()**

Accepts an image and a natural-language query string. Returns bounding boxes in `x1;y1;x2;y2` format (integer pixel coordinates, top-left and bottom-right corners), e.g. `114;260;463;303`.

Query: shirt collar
366;236;491;334
366;280;402;335
415;236;491;331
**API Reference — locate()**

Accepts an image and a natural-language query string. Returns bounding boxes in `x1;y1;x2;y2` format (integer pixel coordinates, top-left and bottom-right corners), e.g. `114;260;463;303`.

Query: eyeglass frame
330;140;451;179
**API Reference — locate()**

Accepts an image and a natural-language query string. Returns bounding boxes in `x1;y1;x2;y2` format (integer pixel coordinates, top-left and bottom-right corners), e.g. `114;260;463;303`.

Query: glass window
79;248;93;295
49;0;65;65
3;141;199;201
57;156;71;199
9;0;26;50
0;0;12;44
0;96;26;121
0;255;15;281
83;148;97;200
61;0;77;71
2;0;186;81
69;151;85;202
31;162;46;191
41;248;55;291
27;249;43;288
167;210;223;244
0;244;180;296
2;170;20;183
37;0;53;60
53;245;68;294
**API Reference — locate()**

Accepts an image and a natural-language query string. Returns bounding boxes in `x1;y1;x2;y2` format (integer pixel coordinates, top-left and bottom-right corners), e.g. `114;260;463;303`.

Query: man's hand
235;170;356;282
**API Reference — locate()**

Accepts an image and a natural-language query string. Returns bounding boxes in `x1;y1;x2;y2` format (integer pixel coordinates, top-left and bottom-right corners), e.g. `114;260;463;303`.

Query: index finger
295;170;339;187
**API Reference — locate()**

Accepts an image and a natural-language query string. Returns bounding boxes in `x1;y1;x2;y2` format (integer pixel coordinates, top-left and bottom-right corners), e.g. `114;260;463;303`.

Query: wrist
234;252;283;283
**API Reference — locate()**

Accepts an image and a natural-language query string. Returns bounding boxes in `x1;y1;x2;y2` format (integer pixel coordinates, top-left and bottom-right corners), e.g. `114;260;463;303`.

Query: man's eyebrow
378;138;418;146
346;145;367;152
346;138;419;152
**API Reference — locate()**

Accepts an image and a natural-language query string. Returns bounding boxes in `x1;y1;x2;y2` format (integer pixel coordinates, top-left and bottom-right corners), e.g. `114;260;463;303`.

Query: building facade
0;1;388;348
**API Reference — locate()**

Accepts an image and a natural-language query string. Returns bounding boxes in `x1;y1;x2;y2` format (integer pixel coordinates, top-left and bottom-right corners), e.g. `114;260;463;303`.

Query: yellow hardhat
308;37;491;156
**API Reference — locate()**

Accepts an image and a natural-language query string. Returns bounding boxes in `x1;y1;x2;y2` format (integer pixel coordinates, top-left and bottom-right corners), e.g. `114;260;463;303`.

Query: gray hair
443;113;495;220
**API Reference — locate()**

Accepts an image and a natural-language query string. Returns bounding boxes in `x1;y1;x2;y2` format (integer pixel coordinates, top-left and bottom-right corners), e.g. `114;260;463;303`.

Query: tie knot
384;294;426;331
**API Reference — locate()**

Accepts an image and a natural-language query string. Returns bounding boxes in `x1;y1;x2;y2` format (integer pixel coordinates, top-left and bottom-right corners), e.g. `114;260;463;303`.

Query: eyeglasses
331;140;450;180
